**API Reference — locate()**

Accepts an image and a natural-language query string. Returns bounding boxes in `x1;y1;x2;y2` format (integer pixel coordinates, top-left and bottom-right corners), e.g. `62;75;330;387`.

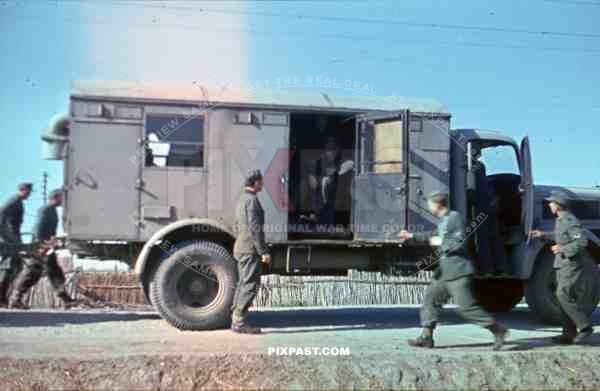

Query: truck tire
474;278;524;313
150;240;237;330
525;250;600;325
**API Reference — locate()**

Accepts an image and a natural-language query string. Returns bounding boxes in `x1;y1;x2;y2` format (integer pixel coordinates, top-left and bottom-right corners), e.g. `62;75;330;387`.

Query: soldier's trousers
0;225;21;301
231;253;261;325
556;262;593;330
420;276;495;329
11;253;67;299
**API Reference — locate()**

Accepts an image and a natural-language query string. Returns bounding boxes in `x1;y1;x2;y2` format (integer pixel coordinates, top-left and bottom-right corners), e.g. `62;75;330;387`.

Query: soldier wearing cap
231;169;271;334
530;191;596;344
399;192;508;350
0;182;32;306
9;189;76;309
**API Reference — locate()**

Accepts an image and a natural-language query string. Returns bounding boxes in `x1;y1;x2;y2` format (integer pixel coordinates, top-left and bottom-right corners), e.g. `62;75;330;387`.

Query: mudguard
133;218;235;277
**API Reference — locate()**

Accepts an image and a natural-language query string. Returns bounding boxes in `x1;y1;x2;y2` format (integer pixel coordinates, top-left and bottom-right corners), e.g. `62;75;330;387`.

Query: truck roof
455;128;519;147
71;80;450;115
536;184;600;200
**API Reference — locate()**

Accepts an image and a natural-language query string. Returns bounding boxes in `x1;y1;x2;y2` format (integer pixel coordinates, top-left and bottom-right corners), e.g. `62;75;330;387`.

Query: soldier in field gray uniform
231;169;271;334
0;182;32;306
8;189;76;309
399;192;508;350
530;191;596;344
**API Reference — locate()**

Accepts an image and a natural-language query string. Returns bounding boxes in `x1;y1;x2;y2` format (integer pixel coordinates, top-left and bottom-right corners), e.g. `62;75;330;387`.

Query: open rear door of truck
353;111;409;241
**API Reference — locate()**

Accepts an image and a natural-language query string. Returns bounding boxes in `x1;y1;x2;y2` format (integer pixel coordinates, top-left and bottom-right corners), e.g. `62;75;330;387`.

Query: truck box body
61;81;451;245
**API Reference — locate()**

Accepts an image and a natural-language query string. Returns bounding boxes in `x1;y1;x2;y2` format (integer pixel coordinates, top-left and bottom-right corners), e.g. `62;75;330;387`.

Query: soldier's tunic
413;210;495;328
546;210;595;330
10;204;68;299
231;190;269;325
0;194;24;300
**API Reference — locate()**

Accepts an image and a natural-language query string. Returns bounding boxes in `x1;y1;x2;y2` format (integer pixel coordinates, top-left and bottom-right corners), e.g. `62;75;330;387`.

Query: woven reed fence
23;271;78;308
24;271;147;308
256;270;434;307
24;270;433;309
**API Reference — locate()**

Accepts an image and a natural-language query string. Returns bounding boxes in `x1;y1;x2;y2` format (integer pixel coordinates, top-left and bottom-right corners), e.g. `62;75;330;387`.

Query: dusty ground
1;305;599;390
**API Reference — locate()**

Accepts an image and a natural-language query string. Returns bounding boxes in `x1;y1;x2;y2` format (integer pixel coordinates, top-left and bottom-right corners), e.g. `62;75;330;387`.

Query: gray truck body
41;80;600;328
42;81;600;277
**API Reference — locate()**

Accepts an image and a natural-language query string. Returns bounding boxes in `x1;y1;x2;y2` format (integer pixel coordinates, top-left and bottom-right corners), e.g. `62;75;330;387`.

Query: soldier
530;191;595;344
8;189;76;309
398;192;508;350
469;157;509;274
0;182;32;306
231;169;271;334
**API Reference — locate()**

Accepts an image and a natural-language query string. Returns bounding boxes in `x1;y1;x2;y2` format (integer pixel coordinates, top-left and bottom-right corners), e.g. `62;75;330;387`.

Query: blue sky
1;0;599;234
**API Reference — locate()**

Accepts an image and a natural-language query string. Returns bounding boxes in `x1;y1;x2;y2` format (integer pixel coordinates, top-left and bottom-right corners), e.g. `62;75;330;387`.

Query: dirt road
1;305;599;390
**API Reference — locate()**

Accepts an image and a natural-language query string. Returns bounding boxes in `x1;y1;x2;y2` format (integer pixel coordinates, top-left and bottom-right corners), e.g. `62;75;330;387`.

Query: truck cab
452;130;533;275
41;81;599;330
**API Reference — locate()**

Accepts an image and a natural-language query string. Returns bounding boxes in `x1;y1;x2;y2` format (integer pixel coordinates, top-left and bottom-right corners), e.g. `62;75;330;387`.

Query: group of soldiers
232;169;595;348
2;172;595;349
0;183;75;309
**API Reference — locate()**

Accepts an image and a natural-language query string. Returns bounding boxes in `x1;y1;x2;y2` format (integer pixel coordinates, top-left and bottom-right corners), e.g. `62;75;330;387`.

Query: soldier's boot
486;323;509;351
231;323;262;334
7;266;37;310
0;278;9;308
57;291;77;309
574;327;594;345
230;309;261;334
0;267;15;307
7;290;30;310
552;324;576;345
407;326;434;348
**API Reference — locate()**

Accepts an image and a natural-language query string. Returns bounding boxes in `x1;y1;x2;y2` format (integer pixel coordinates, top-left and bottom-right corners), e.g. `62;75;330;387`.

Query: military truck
42;81;600;329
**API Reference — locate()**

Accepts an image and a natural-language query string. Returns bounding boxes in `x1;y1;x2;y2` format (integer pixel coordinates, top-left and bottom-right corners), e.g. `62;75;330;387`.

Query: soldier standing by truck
398;192;508;350
8;189;76;309
530;191;595;344
231;170;271;334
0;182;32;306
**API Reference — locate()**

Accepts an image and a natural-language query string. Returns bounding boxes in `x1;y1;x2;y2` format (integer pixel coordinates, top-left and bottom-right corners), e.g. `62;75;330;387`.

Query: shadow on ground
1;306;598;336
249;305;600;334
439;334;600;350
0;309;159;328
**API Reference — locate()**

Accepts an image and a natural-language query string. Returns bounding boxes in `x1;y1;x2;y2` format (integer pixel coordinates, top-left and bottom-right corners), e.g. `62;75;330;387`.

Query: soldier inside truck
288;113;355;239
467;140;523;275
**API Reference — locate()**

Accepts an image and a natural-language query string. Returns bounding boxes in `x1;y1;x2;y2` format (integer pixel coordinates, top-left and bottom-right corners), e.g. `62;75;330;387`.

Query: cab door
520;136;534;238
353;111;409;241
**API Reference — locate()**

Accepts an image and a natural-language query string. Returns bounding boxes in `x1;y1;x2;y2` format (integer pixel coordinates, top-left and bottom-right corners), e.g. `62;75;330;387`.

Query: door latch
134;178;145;190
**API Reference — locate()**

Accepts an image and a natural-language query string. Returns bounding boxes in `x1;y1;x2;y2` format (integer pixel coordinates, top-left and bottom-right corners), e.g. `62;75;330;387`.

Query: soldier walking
9;189;76;309
231;169;271;334
398;192;508;350
0;182;32;306
530;191;596;344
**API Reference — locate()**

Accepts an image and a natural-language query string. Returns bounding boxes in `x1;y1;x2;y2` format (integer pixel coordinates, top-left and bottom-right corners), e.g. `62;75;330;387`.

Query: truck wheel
150;241;237;330
474;278;524;313
525;250;600;325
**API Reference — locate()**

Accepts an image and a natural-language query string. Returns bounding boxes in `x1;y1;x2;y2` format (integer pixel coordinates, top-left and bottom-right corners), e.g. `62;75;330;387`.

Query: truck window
145;115;204;168
371;120;403;174
479;145;519;176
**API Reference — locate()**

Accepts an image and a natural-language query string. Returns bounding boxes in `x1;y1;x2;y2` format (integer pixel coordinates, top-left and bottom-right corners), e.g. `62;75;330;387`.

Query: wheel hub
177;268;220;308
